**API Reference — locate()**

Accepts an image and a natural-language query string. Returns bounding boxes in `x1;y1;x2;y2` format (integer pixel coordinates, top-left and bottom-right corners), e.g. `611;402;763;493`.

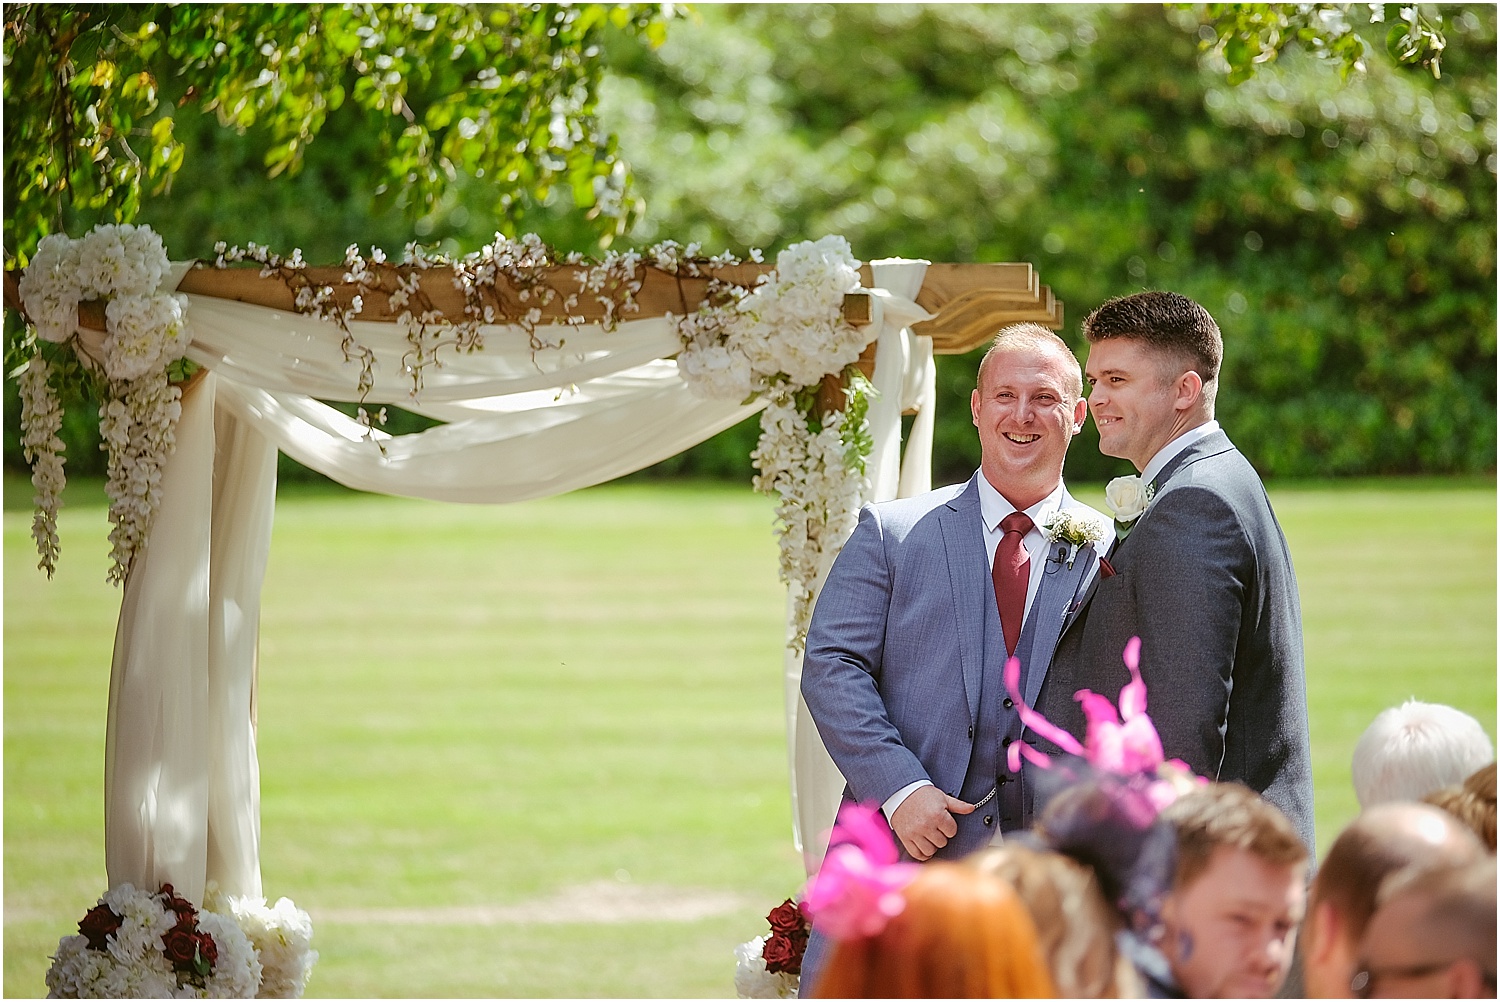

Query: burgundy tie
993;511;1034;656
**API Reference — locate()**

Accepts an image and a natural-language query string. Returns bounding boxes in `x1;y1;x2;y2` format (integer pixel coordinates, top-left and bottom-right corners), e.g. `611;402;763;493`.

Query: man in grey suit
1039;290;1315;851
797;322;1109;992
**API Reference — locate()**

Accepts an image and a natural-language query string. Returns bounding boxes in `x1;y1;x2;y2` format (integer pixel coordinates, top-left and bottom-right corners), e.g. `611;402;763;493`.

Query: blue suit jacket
800;473;1102;858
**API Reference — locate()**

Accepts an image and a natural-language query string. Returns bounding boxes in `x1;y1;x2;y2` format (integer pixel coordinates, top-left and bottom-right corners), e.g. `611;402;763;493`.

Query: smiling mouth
1004;433;1041;444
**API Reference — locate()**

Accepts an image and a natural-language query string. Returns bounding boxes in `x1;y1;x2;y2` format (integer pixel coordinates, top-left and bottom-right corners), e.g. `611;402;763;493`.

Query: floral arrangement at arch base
733;897;811;999
45;883;317;999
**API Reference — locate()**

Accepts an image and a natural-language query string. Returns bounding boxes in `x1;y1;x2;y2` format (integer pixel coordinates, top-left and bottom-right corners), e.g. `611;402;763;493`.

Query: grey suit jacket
1040;430;1315;851
800;473;1101;860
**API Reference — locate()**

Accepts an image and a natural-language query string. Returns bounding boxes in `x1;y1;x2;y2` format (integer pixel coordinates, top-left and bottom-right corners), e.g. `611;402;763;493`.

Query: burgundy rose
762;932;801;975
195;931;218;968
78;904;123;951
163;926;199;967
766;898;807;935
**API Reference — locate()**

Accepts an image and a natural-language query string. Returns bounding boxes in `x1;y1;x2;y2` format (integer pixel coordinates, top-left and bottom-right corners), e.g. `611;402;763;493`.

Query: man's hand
889;785;975;861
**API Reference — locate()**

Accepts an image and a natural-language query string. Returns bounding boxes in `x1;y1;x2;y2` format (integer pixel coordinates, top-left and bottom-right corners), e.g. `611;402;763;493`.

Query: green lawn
5;476;1495;997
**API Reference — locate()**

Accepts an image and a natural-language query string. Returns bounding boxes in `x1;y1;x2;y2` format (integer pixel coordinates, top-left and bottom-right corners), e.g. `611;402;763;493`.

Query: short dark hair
1081;291;1223;388
1163;782;1307;890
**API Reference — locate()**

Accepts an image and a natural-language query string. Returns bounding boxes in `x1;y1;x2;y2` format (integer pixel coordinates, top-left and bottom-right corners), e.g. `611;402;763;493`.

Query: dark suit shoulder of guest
1041;430;1315;851
799;478;977;811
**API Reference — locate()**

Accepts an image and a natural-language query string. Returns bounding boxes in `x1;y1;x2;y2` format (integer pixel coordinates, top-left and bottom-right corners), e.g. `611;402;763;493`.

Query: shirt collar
977;472;1067;533
1141;420;1220;488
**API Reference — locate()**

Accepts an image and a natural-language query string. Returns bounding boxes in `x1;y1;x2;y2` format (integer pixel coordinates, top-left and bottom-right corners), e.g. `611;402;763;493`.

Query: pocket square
1098;556;1117;578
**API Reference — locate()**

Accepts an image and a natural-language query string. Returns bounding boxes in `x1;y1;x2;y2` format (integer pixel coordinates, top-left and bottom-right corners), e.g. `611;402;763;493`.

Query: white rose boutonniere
1104;475;1155;541
1042;510;1109;569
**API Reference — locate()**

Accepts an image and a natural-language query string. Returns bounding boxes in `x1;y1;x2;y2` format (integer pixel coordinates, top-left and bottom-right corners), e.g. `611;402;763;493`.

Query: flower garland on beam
15;229;878;656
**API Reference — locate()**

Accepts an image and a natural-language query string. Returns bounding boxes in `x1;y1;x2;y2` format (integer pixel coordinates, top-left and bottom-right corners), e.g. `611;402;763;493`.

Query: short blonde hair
976;322;1083;401
967;843;1140;998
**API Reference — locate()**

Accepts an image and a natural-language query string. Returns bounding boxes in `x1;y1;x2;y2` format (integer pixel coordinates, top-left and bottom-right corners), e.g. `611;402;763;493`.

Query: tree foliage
2;2;669;270
2;4;1493;486
590;3;1495;483
1186;3;1450;83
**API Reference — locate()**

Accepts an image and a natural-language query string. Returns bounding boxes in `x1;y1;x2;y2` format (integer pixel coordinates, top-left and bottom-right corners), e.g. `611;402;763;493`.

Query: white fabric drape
785;259;933;874
103;263;937;898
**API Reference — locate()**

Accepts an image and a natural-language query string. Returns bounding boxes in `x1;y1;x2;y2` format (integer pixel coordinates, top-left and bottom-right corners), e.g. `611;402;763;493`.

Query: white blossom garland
677;236;875;653
17;228;877;652
16;224;192;583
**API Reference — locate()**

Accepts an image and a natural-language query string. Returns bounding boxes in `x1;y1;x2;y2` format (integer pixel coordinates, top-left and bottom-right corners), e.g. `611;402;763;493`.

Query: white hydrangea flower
18;233;85;343
206;889;318;999
47;884;261;999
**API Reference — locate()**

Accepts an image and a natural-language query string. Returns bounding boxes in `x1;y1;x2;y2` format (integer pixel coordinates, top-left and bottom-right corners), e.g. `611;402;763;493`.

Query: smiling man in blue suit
802;323;1109;860
796;322;1109;995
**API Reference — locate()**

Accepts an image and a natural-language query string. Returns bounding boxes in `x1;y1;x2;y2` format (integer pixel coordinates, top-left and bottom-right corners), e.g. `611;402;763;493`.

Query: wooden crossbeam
4;259;1063;355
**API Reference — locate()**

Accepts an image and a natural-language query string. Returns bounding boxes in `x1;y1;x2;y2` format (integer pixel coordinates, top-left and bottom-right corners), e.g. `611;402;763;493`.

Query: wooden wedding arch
6;248;1062;905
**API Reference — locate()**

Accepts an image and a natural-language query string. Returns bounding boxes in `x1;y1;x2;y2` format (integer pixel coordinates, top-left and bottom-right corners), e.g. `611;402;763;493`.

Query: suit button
967;725;974;740
998;775;1009;785
1003;698;1014;709
1002;737;1012;748
983;815;993;826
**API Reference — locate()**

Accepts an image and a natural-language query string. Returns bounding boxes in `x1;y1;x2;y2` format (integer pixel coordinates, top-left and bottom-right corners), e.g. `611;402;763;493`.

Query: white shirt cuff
883;780;934;821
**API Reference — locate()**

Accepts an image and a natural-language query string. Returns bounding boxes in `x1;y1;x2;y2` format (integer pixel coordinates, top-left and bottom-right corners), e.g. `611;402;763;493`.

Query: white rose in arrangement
1104;475;1153;524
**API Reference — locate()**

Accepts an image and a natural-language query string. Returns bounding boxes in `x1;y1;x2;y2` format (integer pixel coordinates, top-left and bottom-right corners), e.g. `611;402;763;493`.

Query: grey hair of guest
1351;699;1494;808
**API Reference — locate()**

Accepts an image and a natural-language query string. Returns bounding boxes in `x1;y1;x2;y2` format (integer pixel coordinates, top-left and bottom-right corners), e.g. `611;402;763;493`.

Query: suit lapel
938;476;987;722
1023;538;1095;708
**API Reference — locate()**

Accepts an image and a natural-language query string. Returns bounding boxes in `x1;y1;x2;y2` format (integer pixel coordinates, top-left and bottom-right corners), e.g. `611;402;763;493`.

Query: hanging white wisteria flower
677;236;876;654
19;355;66;577
15;223;192;583
752;389;872;654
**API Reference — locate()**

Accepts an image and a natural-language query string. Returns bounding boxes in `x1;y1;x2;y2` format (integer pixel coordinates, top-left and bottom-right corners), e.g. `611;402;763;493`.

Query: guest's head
1351;700;1493;807
1158;782;1308;998
1302;802;1485;998
1354;857;1497;998
1080;291;1222;470
813;861;1057;998
1425;761;1497;852
968;842;1140;998
971;322;1087;510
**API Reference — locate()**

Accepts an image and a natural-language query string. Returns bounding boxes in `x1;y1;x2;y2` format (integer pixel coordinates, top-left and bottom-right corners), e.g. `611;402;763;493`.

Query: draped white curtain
104;259;935;899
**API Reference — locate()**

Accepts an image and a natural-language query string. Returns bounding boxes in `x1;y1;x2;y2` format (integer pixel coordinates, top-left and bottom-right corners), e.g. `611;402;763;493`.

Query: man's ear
1173;369;1204;413
1158;893;1181;957
1304;901;1337;963
971;388;982;428
1071;395;1087;434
